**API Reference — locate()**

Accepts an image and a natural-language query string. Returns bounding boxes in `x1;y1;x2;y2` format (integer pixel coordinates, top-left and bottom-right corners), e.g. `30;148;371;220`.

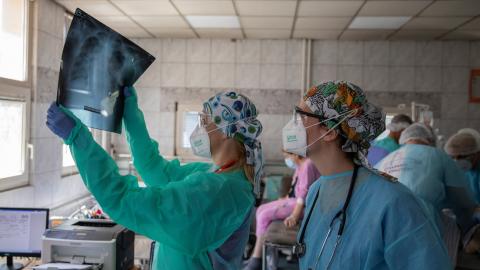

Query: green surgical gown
63;93;254;270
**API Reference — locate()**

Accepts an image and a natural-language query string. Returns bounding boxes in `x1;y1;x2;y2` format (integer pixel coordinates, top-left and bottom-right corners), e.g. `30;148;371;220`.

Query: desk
0;258;142;270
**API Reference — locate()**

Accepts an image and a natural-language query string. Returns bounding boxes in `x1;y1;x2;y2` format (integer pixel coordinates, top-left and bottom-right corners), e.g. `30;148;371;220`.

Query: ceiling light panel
186;16;240;28
236;1;297;17
349;16;411;29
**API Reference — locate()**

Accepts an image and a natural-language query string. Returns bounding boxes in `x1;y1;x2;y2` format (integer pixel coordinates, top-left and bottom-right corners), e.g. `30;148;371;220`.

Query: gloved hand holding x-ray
56;8;155;133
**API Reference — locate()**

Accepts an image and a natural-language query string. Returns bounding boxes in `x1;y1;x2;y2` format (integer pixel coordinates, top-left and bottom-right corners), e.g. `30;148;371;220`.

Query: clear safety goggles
293;106;359;130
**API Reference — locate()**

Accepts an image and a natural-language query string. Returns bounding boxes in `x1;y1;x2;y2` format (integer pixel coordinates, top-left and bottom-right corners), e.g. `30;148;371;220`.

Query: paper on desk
33;263;92;270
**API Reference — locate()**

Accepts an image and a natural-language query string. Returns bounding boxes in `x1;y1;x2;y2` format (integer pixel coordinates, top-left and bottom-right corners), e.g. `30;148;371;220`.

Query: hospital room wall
112;38;480;165
0;0;89;210
309;40;480;143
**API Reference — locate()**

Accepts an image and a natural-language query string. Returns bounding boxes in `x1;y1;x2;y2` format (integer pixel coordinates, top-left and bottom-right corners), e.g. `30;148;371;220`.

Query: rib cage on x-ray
57;8;155;133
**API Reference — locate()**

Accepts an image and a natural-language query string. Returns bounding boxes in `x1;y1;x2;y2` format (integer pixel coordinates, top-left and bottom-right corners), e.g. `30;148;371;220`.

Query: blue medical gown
466;167;480;204
298;167;451;270
376;144;477;233
367;137;399;166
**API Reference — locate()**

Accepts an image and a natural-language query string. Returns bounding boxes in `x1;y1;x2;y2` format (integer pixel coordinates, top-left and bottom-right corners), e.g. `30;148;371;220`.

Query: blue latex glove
46;102;76;140
124;86;134;98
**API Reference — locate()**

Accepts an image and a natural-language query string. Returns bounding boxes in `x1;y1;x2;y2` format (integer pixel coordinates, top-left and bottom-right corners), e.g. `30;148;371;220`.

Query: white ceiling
55;0;480;40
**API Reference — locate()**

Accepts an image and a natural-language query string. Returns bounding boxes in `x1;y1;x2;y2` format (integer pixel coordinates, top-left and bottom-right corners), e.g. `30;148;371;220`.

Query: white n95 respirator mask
282;109;358;157
282;117;308;157
189;125;212;158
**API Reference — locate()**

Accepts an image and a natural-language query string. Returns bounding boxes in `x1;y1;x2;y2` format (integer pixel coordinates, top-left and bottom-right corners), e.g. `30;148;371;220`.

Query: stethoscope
293;165;359;270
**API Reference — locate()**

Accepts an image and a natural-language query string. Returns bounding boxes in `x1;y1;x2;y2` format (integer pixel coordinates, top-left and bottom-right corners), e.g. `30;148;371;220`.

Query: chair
262;221;299;270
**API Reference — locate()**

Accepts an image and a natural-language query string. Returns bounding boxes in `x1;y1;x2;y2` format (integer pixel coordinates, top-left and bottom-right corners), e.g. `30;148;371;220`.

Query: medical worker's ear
320;126;339;143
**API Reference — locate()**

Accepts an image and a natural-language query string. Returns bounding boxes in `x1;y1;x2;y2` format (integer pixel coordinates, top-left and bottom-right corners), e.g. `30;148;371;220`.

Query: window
175;104;202;158
182;112;199;148
374;106;412;141
374;114;395;141
0;0;27;81
0;99;28;189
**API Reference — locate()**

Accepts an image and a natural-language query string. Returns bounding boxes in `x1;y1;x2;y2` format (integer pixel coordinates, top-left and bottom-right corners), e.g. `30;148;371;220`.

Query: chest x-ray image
57;8;155;133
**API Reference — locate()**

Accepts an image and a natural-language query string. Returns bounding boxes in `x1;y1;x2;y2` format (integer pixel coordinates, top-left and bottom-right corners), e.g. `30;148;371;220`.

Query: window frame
0;0;36;191
175;103;206;160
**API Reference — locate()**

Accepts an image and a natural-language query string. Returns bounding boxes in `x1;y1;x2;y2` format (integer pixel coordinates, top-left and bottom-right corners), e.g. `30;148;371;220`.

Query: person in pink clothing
244;152;320;270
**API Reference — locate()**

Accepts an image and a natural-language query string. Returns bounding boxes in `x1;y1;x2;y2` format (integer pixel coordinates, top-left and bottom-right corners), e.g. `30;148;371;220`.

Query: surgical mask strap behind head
290;108;358;152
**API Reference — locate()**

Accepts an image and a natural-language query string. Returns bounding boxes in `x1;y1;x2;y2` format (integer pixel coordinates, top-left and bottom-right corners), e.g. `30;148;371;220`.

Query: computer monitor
0;208;49;270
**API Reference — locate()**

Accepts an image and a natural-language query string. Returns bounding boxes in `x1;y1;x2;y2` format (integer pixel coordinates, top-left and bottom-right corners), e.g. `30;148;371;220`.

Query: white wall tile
211;39;235;63
363;66;389;91
261;40;287;64
415;67;442;92
441;94;469;120
442;42;469;67
467;103;480;120
211;63;235;88
312;41;338;65
162;39;186;63
260;64;286;89
235;64;260;89
158;136;174;156
143;111;162;138
52;175;89;206
158;112;175;137
161;63;186;87
135;61;161;88
311;65;337;85
236;40;261;64
36;0;64;39
440;119;470;140
37;31;62;71
31;102;53;139
364;41;389;66
31;137;62;174
187;39;211;63
442;67;469;93
470;42;480;67
337;65;363;86
286;64;302;90
0;186;34;207
31;171;57;207
338;41;363;65
186;63;210;88
137;88;161;112
134;39;162;60
286;40;303;64
389;67;415;92
389;41;415;66
415;41;442;66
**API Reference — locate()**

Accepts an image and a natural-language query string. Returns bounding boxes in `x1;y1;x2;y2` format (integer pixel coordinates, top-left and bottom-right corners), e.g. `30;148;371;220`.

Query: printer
41;219;134;270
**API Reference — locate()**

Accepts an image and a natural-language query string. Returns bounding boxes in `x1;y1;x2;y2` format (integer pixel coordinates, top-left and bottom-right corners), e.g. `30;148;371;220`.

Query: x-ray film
57;8;155;133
